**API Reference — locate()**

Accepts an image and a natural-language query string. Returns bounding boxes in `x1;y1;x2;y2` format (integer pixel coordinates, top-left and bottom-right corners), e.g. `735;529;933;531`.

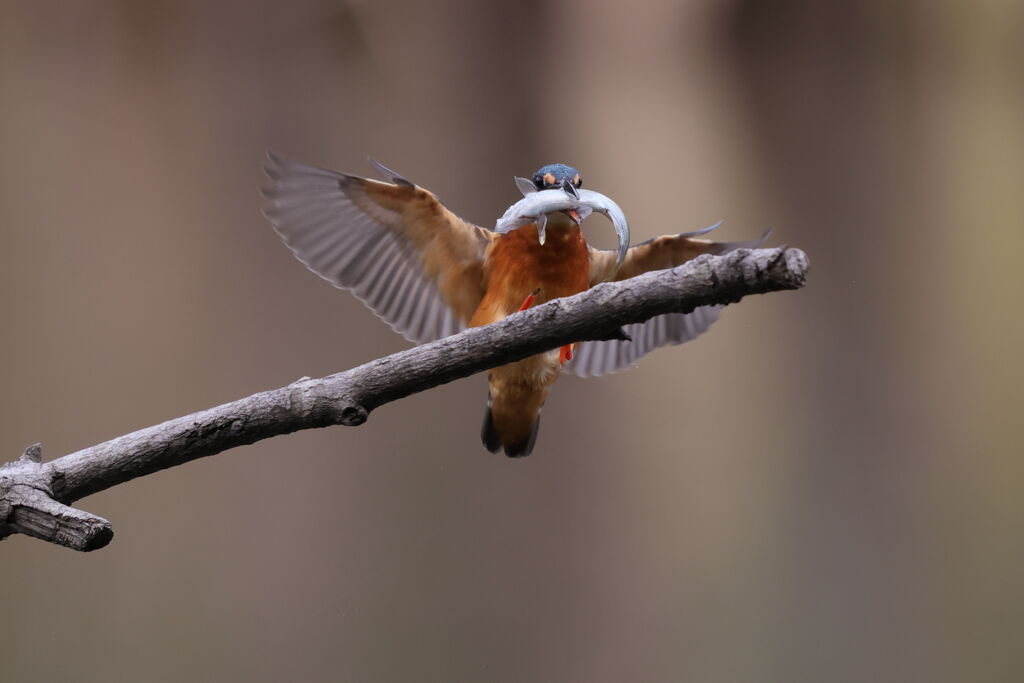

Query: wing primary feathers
367;157;415;187
678;220;724;238
566;307;723;378
262;152;490;344
324;226;389;281
358;238;406;305
702;226;774;254
375;249;420;322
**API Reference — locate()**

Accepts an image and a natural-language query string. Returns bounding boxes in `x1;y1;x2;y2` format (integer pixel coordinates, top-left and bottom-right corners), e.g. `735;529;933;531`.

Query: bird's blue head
532;163;582;191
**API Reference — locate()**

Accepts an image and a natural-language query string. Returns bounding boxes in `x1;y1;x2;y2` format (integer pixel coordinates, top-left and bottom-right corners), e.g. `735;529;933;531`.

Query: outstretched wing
565;307;722;378
566;224;771;377
262;153;494;343
587;223;771;284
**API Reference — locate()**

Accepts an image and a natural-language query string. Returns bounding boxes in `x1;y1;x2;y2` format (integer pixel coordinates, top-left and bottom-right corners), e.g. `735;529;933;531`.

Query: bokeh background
2;1;1022;681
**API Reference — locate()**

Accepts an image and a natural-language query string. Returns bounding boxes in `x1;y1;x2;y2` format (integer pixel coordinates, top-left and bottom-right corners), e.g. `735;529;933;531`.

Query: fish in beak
495;180;629;277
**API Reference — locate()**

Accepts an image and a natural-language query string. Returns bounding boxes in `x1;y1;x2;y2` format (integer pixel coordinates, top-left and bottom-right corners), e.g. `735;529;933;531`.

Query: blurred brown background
2;1;1022;681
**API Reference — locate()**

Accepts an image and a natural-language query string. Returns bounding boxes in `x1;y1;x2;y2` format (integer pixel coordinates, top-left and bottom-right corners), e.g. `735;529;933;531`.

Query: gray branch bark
0;247;808;551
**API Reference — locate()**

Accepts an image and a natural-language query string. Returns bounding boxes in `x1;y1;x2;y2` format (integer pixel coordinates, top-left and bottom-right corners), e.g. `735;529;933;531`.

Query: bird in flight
262;154;765;457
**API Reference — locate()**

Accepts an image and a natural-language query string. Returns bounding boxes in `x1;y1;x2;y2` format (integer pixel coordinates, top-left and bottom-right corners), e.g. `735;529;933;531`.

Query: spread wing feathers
588;223;772;285
568;224;771;377
262;152;494;343
564;306;721;377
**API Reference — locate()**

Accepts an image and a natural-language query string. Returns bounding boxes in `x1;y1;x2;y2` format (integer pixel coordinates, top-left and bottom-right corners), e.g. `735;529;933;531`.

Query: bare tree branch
0;247;808;551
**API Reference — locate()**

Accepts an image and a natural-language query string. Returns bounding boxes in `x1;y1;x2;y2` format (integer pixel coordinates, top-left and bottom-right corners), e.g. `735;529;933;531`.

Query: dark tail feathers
481;401;541;458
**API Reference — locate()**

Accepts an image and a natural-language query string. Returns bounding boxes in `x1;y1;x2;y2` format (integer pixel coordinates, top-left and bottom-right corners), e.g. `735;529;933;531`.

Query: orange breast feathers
470;222;591;327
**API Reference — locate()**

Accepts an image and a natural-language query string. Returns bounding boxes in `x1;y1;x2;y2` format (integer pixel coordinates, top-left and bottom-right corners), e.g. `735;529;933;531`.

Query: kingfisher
262;154;765;457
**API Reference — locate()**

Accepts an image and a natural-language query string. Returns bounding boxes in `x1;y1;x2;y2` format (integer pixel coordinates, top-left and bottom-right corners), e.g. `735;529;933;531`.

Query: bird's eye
533;175;544;187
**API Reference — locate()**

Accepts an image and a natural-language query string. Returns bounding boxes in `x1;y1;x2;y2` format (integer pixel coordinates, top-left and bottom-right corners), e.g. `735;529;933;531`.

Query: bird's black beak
560;179;583;224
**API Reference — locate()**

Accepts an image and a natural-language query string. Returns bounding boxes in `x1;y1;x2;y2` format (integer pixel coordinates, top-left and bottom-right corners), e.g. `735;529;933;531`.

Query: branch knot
0;444;113;551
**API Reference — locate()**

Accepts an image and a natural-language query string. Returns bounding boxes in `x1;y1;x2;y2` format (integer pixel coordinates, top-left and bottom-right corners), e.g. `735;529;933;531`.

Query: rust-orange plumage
470;214;591;455
262;155;764;457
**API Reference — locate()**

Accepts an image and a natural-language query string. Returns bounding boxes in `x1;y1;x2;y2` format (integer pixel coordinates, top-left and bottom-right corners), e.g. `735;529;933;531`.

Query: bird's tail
481;393;542;458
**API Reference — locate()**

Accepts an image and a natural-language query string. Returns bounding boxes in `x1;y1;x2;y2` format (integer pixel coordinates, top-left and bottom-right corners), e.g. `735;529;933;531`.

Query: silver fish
494;179;631;277
493;188;591;245
574;188;629;278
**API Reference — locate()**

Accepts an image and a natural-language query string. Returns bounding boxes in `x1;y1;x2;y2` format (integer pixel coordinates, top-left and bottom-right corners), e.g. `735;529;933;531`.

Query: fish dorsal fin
514;177;538;197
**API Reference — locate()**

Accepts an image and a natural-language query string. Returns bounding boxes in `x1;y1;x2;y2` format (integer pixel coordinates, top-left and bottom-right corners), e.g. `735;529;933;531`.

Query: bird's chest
476;223;590;321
